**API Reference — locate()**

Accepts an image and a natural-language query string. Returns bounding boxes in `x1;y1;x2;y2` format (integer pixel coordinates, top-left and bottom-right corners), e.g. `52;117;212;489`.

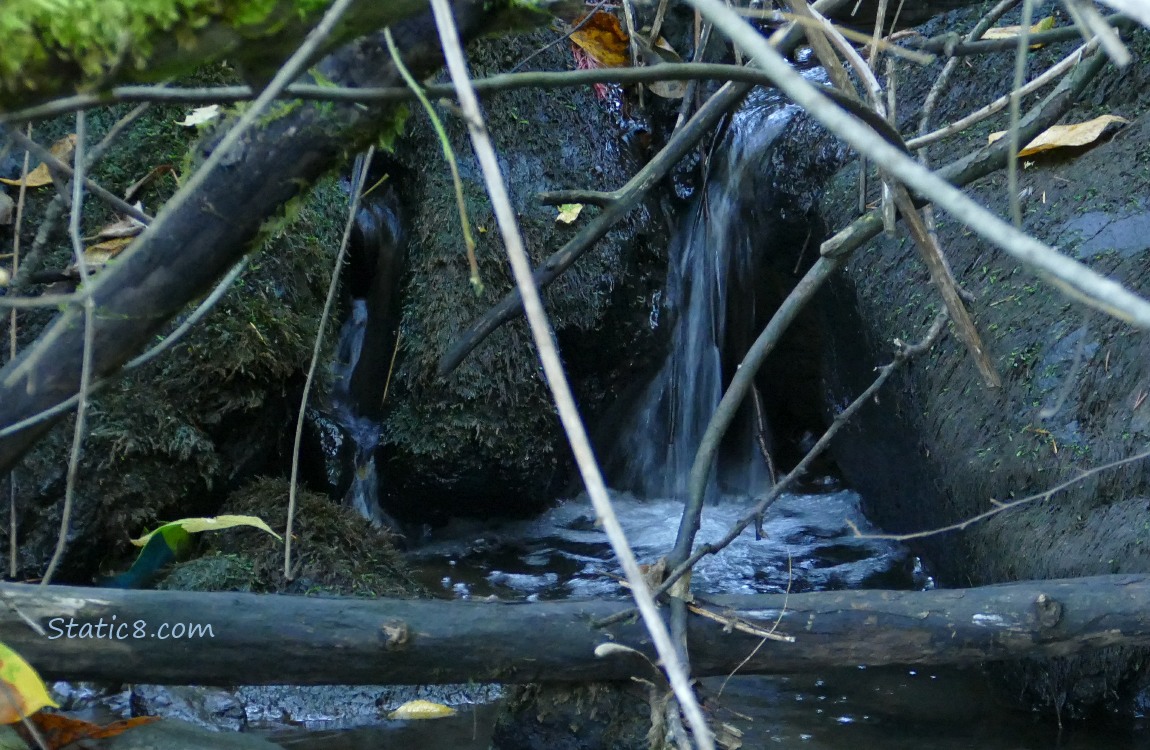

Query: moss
5;71;347;579
160;477;421;597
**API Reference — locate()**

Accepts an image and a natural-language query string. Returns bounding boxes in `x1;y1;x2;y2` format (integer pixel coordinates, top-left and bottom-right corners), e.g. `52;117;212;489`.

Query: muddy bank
813;12;1150;714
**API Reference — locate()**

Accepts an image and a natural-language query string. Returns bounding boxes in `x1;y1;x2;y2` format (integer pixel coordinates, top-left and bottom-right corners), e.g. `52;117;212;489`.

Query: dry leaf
84;236;134;265
24;713;159;748
570;11;630;67
0;134;76;188
179;105;220;127
983;16;1056;47
556;203;584;224
91;213;146;242
646;37;686;99
989;114;1129;157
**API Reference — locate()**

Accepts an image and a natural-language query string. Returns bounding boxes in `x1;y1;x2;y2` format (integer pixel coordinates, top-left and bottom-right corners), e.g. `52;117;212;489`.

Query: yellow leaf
570;11;630;67
556;203;584;224
988;115;1129;157
388;700;456;720
0;642;57;723
0;134;76;188
983;16;1056;48
131;515;282;547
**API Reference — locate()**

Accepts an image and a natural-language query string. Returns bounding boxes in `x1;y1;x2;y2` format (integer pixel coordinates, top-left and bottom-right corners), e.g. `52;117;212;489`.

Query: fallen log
1;575;1149;686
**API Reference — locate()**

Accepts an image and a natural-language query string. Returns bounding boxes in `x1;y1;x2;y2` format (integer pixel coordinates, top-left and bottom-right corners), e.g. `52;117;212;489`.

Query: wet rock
809;2;1150;715
100;718;281;750
131;685;247;732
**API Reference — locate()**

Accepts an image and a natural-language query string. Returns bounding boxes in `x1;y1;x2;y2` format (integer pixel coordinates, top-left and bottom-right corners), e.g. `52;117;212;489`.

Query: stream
258;485;1150;750
254;82;1150;748
75;80;1146;748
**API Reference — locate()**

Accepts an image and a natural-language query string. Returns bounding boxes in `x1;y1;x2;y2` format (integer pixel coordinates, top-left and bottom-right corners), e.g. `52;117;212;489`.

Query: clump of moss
158;477;421;597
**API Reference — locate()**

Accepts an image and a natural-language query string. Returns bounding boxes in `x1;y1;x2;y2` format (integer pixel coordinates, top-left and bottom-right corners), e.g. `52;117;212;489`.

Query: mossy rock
5;68;347;581
381;31;667;518
155;477;419;597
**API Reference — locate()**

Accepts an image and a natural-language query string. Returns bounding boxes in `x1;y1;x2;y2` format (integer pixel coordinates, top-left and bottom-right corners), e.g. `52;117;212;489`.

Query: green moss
165;477;421;597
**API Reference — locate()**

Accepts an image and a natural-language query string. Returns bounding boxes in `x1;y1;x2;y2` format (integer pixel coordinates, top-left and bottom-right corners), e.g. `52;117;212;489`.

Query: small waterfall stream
620;88;799;500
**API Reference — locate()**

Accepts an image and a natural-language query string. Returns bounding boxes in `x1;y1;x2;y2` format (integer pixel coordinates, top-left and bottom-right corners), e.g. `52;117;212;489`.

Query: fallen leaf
0;134;77;188
570;11;629;67
84;237;133;265
556;203;584;224
989;114;1129;157
983;16;1056;48
0;643;57;723
388;700;456;720
179;105;220;127
646;38;686;99
90;214;146;242
24;713;159;748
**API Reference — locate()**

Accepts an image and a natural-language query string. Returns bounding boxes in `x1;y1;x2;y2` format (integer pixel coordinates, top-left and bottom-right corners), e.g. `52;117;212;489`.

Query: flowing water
250;88;1150;748
619;88;799;500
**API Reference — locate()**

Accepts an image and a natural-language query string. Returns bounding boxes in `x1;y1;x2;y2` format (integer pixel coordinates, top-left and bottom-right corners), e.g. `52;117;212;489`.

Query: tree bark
3;575;1149;686
0;1;570;475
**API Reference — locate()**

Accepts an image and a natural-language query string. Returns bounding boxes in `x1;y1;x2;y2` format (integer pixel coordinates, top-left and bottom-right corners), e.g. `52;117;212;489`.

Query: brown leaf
989;114;1129;157
0;134;76;188
570;11;630;68
24;712;159;748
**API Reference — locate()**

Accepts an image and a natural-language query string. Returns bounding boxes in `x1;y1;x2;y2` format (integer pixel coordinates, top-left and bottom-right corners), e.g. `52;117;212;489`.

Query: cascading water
323;161;407;534
620;88;800;501
329;299;389;525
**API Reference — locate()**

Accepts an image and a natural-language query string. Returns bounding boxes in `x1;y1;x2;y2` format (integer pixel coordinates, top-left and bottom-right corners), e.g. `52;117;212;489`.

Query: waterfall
620;89;799;501
325;170;407;533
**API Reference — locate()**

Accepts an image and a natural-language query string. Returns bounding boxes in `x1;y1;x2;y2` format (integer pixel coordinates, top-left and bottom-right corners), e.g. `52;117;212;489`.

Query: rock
809;4;1150;715
99;718;281;750
131;685;246;732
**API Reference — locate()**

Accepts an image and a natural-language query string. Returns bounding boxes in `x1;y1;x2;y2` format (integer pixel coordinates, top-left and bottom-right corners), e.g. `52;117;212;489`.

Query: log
2;575;1149;686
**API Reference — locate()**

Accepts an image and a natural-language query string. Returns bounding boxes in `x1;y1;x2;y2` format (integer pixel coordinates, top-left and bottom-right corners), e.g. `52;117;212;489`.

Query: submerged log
2;575;1149;686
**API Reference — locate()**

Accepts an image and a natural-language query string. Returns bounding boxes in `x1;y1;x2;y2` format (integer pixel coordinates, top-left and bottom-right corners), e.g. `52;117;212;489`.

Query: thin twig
1007;0;1036;228
7;125;31;579
42;112;94;586
909;38;1096;151
0;259;248;441
428;2;713;747
384;29;482;294
285;149;372;580
851;443;1150;541
0;126;151;225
